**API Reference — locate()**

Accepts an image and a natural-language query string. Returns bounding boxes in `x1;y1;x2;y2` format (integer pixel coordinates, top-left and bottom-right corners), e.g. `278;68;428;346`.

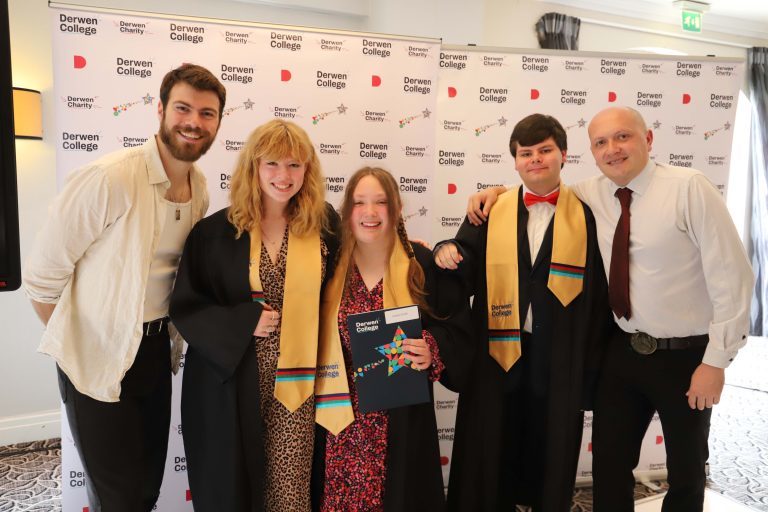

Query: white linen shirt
571;161;753;368
23;136;209;402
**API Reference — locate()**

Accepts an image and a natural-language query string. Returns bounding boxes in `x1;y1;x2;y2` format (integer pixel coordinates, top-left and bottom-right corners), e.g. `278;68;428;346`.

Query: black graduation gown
312;243;474;512
445;189;613;512
169;205;340;512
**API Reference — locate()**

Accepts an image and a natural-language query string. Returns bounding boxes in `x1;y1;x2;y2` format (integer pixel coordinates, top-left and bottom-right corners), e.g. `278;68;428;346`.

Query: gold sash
317;237;413;434
485;185;587;371
249;228;323;412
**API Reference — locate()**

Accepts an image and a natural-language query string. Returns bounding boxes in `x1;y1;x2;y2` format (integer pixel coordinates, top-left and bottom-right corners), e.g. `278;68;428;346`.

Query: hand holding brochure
347;305;430;413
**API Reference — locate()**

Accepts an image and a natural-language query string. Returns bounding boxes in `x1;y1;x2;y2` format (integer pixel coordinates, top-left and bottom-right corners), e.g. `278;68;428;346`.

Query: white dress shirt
23;137;209;401
571;161;753;368
522;185;558;333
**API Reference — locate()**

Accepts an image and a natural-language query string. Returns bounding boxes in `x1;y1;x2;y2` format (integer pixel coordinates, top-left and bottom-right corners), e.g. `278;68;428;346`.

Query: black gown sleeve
433;216;487;297
169;217;263;382
321;202;342;288
414;243;474;393
580;204;614;410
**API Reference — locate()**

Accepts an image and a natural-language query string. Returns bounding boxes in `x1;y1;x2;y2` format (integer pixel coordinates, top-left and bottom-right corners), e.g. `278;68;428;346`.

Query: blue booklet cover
347;304;430;413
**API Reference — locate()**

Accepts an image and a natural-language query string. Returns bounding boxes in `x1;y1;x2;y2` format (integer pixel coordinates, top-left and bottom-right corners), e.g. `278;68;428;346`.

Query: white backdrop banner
432;45;743;242
51;6;743;510
52;6;439;510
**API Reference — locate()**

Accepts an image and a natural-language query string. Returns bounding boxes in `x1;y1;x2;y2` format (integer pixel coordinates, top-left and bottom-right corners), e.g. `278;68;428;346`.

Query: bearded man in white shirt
465;106;753;512
23;64;225;512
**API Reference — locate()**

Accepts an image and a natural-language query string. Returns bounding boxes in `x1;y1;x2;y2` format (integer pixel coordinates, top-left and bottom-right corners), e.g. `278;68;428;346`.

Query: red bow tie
523;190;559;208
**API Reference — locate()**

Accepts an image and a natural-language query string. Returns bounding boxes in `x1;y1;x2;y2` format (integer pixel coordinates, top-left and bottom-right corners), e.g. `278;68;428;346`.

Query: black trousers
58;328;172;512
592;330;711;512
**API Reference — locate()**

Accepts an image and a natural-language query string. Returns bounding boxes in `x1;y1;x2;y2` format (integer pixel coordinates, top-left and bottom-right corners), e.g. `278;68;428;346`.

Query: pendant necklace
166;186;190;221
261;229;279;247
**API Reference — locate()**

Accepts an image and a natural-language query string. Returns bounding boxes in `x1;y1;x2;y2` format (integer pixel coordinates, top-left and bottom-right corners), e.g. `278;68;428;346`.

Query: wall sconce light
12;87;42;140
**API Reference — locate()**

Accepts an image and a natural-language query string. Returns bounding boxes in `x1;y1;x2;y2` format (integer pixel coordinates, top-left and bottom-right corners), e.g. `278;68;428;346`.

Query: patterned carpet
1;339;766;511
0;439;61;511
707;340;768;511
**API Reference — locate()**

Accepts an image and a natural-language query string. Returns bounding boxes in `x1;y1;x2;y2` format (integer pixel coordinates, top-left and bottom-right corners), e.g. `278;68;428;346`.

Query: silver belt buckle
630;332;658;355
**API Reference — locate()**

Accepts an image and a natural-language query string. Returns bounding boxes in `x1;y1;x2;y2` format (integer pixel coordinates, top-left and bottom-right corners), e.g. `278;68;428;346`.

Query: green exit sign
682;10;702;32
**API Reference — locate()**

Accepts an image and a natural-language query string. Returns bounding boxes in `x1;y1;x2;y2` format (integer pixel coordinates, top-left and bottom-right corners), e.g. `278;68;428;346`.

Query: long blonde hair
340;167;430;314
227;119;326;238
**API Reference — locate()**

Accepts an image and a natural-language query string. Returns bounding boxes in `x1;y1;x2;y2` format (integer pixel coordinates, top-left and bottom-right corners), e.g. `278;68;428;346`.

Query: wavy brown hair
227;120;327;238
340;167;431;314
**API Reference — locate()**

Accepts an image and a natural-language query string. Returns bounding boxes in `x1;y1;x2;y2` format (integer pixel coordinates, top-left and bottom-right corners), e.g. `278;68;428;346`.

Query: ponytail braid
397;216;433;316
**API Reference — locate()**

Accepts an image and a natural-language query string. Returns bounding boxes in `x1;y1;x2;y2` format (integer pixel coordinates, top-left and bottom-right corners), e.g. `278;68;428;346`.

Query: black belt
629;332;708;355
142;317;169;336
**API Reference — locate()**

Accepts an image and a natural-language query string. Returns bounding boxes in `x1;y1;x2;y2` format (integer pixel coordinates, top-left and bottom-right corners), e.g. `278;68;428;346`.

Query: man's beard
158;114;216;162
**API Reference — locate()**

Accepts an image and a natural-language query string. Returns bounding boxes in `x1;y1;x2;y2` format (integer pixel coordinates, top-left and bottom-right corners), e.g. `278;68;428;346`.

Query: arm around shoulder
466;186;507;225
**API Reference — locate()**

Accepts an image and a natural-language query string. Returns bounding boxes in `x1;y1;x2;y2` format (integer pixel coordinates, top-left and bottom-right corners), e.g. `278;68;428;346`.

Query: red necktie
609;187;632;319
523;190;559;208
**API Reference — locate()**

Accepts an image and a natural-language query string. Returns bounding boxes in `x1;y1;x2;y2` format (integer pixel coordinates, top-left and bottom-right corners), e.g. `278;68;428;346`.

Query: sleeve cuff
423;329;444;382
432;240;455;258
22;286;60;304
702;344;738;369
433;240;448;253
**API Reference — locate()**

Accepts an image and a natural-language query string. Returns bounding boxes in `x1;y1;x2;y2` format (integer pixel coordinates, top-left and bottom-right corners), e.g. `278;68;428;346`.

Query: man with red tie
435;114;613;511
580;107;752;512
464;107;754;512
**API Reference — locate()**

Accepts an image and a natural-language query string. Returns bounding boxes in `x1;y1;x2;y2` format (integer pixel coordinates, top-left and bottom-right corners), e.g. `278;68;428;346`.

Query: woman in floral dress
316;167;472;512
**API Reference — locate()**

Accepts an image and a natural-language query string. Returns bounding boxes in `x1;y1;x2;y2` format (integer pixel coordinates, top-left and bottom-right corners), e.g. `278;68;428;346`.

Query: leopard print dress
254;228;327;512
